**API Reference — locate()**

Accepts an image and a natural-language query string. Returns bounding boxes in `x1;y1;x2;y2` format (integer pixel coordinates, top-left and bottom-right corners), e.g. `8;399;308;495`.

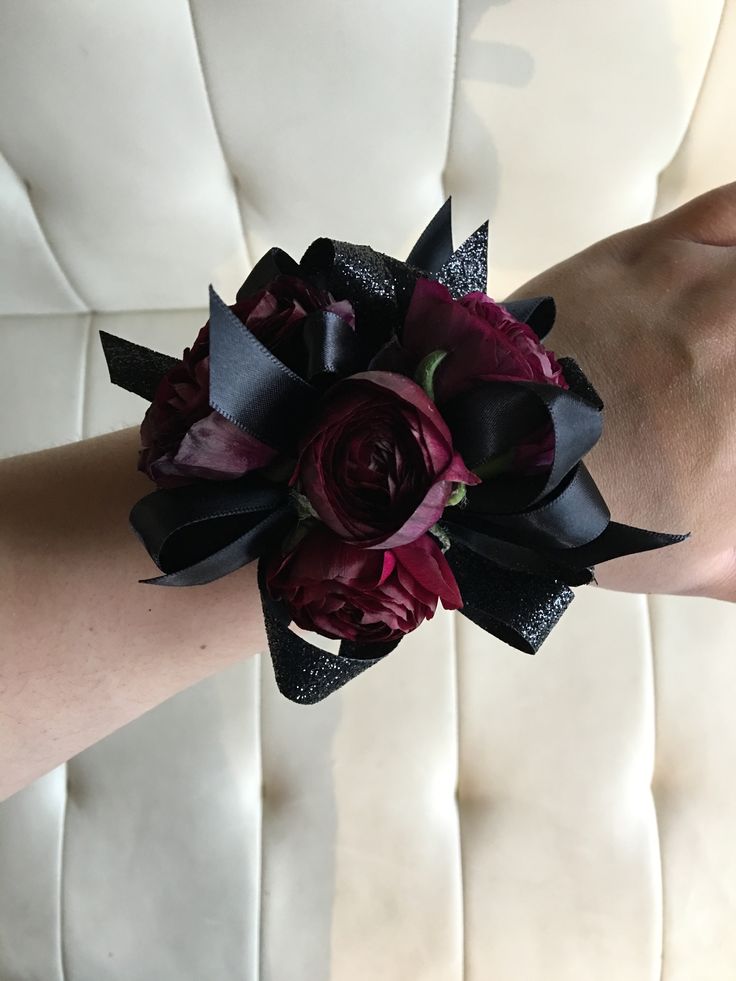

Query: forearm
0;427;266;801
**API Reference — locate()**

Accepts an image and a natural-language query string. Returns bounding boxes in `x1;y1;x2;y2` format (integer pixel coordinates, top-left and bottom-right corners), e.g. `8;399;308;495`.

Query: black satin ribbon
442;369;603;513
235;247;300;301
501;297;556;340
406;197;453;271
99;197;689;704
208;286;320;452
466;462;610;551
550;519;689;569
441;518;596;587
303;310;362;384
129;475;293;585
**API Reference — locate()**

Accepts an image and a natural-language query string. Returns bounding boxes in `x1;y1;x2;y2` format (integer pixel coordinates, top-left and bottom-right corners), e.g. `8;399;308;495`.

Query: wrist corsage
101;200;688;703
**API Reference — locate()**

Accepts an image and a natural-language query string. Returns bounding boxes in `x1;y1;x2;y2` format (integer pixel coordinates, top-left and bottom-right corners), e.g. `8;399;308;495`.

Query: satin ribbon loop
97;199;690;704
143;506;295;587
130;476;292;585
208;286;320;452
406;197;454;272
443;375;603;514
442;517;595;586
236;247;301;302
467;462;610;551
501;297;557;341
303;310;362;385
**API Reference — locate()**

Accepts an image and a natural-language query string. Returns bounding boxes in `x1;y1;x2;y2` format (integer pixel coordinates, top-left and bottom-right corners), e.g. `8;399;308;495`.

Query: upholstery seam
184;1;254;273
57;766;69;981
78;313;94;440
0;307;208;320
645;595;665;981
652;0;727;214
1;151;89;312
255;652;264;981
440;0;463;198
451;610;466;980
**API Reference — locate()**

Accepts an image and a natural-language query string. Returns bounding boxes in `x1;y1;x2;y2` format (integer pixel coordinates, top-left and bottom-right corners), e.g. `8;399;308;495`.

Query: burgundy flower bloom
139;275;354;487
138;325;273;487
292;370;479;548
229;275;355;373
402;279;568;402
401;279;569;476
266;525;462;644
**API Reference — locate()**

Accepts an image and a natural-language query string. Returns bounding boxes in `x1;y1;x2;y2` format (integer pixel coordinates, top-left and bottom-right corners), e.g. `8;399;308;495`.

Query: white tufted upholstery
1;2;735;978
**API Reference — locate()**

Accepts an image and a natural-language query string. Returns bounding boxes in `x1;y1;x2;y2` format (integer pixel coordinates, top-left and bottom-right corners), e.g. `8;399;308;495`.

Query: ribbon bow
101;200;687;703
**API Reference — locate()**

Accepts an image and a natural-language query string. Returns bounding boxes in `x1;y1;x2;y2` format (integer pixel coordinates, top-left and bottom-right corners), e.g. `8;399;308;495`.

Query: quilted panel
0;153;85;315
457;589;661;980
258;611;462;981
655;0;736;214
60;659;262;980
0;769;67;981
188;0;459;268
443;0;724;299
0;2;248;314
650;595;736;980
0;314;89;457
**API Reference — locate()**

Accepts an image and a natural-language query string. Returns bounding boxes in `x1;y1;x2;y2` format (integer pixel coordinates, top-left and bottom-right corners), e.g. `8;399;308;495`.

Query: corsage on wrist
101;200;687;703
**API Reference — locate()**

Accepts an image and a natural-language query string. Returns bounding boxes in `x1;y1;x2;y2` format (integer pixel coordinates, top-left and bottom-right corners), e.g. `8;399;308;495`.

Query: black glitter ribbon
101;199;689;704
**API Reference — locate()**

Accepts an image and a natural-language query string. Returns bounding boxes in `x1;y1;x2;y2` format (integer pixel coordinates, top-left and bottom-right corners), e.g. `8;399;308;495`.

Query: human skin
1;183;734;800
505;181;736;602
0;427;267;801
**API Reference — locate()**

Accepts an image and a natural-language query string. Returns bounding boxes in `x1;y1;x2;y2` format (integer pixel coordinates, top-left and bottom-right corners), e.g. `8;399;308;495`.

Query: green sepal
415;349;448;402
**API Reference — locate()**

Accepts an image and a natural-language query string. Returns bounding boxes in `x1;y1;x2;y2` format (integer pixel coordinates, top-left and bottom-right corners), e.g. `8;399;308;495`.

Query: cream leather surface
1;1;735;978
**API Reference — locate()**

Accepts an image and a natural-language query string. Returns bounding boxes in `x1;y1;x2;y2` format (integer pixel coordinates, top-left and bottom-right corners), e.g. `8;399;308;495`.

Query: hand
505;183;736;601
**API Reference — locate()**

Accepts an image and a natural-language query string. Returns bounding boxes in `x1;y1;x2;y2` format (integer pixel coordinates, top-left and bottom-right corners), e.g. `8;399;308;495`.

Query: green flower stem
428;523;451;553
290;488;319;521
446;483;467;507
415;349;448;402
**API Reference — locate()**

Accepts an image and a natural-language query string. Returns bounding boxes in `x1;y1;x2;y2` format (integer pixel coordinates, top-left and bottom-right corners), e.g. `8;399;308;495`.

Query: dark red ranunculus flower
292;370;479;548
402;278;568;402
139;275;354;487
401;279;569;476
229;275;355;372
265;524;462;643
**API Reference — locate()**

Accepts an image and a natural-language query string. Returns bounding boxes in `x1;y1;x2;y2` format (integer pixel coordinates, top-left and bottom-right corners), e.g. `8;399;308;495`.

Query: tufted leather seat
1;2;735;978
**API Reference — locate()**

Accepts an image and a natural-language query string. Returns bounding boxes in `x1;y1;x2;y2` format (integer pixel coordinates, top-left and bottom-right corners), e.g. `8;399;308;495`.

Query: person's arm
505;181;736;602
3;182;735;801
0;426;266;801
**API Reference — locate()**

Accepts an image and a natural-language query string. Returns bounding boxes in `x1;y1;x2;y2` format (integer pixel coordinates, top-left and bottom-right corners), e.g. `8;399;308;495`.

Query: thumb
654;181;736;246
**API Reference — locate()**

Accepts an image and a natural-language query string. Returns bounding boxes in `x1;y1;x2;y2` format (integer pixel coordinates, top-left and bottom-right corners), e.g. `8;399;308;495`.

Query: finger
655;181;736;247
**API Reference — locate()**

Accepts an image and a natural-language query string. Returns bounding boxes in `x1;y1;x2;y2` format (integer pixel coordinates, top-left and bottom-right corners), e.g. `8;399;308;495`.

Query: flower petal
172;412;278;480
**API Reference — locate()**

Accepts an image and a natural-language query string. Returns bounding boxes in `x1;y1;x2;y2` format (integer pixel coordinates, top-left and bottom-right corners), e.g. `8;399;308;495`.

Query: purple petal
172;412;278;480
395;534;463;610
346;371;455;446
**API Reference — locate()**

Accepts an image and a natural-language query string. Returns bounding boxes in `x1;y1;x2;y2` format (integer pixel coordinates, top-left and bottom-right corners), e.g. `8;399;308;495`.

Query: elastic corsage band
101;200;688;703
